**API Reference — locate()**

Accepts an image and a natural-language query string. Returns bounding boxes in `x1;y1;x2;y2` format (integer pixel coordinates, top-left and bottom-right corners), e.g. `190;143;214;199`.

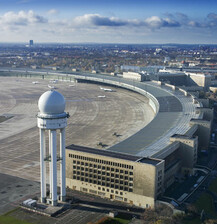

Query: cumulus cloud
47;9;58;15
73;14;128;27
144;16;180;28
0;10;217;41
72;14;180;29
0;10;47;27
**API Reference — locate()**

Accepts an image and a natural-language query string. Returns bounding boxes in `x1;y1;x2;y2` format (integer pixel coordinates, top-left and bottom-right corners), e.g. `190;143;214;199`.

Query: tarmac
0;76;155;214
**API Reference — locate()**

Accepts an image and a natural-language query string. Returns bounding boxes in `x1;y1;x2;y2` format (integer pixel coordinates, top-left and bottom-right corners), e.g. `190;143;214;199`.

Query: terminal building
65;76;213;208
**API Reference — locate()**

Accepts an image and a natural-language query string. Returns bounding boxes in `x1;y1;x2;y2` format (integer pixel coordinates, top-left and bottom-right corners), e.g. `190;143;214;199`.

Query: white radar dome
38;90;65;114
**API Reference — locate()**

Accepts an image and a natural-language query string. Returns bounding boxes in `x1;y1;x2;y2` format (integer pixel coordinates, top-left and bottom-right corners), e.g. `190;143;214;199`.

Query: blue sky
0;0;216;44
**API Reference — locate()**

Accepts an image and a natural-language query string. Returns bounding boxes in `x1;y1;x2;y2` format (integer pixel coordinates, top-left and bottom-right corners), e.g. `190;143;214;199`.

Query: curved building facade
65;74;213;208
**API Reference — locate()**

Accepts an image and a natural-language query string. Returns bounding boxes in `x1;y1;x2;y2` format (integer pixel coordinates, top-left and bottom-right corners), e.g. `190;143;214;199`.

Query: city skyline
0;0;217;44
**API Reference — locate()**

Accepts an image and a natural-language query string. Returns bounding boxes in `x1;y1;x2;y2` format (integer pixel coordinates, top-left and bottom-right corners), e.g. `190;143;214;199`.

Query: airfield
0;76;154;182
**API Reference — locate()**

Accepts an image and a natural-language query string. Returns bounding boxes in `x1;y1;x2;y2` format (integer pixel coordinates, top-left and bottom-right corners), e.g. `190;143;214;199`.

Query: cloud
0;10;47;27
0;10;217;43
73;14;128;27
207;13;217;20
144;16;180;28
72;14;180;30
47;9;58;15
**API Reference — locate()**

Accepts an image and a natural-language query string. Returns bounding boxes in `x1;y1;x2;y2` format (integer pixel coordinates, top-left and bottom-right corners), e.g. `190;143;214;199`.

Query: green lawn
209;177;217;195
194;192;216;218
182;217;202;224
99;213;131;224
0;216;31;224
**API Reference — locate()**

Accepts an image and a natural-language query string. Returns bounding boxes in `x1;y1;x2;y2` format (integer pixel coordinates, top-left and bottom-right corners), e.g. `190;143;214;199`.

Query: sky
0;0;217;44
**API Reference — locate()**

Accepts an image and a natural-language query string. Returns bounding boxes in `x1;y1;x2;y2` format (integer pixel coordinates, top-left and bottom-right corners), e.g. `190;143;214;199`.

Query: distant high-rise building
29;40;33;46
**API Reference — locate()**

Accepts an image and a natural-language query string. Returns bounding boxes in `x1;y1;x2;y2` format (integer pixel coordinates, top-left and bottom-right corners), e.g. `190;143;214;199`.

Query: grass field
97;213;131;224
0;215;31;224
195;193;216;217
209;177;217;195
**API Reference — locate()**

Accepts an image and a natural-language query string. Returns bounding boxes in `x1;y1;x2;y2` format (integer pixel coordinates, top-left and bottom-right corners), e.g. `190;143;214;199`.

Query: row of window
81;187;128;201
72;176;133;192
73;160;133;173
73;172;133;182
72;165;133;176
69;153;134;169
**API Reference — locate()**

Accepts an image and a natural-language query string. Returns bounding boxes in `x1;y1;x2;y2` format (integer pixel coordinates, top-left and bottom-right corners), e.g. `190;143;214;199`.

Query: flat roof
67;144;141;162
66;144;161;165
69;73;201;158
